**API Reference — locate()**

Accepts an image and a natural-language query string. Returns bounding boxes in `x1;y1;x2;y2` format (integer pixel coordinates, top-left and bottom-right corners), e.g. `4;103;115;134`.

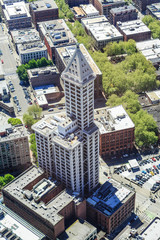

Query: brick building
55;43;102;97
29;0;58;28
95;105;135;157
87;180;135;234
92;0;125;17
146;3;160;20
38;19;76;60
2;166;87;240
109;4;138;26
117;20;151;42
65;0;89;8
132;0;159;12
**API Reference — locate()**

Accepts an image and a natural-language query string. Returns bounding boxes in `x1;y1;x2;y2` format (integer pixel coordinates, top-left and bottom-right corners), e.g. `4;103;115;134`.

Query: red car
152;157;156;162
153;165;157;170
1;59;4;64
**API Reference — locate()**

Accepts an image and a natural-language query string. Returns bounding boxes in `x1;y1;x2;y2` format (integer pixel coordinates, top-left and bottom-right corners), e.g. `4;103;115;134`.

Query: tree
30;134;37;160
142;15;160;39
8;118;22;126
28;59;37;69
27;104;42;119
4;174;15;185
23;114;35;128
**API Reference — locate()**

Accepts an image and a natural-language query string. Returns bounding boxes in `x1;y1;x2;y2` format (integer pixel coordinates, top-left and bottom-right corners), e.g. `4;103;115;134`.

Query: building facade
109;5;138;26
32;45;99;196
65;0;89;8
132;0;159;12
29;0;58;27
146;3;160;20
3;2;32;31
95;106;135;157
0;125;31;173
117;19;151;42
92;0;125;17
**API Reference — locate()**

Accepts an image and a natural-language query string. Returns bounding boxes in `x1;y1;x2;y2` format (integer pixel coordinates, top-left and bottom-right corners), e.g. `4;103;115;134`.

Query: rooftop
0;114;11;134
82;16;122;42
28;65;59;77
146;90;160;103
117;20;151;36
72;6;86;17
4;2;30;20
136;39;160;64
94;105;135;134
87;179;134;216
17;41;47;54
30;0;58;11
3;166;83;226
34;84;59;95
56;43;101;75
110;4;137;14
38;19;76;48
80;4;99;16
98;0;125;5
11;28;40;45
141;217;160;240
0;125;28;142
0;204;45;240
58;219;97;240
147;3;160;20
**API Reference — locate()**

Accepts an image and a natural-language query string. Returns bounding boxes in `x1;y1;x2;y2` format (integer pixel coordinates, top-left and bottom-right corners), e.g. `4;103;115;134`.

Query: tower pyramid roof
62;44;95;84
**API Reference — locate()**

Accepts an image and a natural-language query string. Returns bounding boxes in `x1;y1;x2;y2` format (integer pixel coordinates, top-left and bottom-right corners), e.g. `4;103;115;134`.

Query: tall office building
32;44;99;195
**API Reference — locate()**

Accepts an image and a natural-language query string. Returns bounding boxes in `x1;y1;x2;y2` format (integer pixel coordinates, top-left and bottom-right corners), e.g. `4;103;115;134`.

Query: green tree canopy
142;15;160;39
27;104;42;119
0;174;15;189
23;114;35;128
30;133;37;160
8;118;22;126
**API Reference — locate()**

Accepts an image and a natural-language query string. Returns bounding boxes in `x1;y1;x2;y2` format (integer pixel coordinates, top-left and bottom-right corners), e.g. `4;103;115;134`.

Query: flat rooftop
38;19;76;48
117;20;151;36
147;3;160;20
56;43;102;75
82;15;108;25
82;16;122;42
0;114;11;134
141;217;160;240
136;39;160;64
72;6;86;17
34;84;59;95
30;0;58;11
80;4;99;15
4;2;30;20
0;125;28;142
110;4;136;14
146;90;160;103
28;65;59;77
0;204;45;240
3;166;82;226
94;105;135;134
11;28;40;45
87;179;134;216
17;41;47;54
58;219;97;240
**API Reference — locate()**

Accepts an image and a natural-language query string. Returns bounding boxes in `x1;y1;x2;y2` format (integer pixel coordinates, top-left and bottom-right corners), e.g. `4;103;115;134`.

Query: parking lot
114;156;160;194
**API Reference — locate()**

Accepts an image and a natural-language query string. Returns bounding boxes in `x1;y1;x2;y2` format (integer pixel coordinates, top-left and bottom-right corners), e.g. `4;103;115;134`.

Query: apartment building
32;45;99;196
146;3;160;20
0;122;31;173
117;19;151;42
109;5;138;26
2;166;86;240
29;0;58;27
95;105;135;157
93;0;125;17
132;0;159;12
38;19;76;59
87;180;135;234
3;2;32;31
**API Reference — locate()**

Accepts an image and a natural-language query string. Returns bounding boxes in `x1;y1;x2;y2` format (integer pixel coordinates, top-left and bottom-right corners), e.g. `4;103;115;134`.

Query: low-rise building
95;105;135;157
58;219;97;240
3;2;32;31
87;179;135;234
2;166;86;240
0;122;31;173
27;65;60;88
136;39;160;67
132;0;159;12
0;0;22;6
93;0;125;17
81;4;99;17
11;28;41;52
146;3;160;20
72;6;86;21
81;15;123;50
0;204;45;240
140;217;160;239
117;19;151;42
55;43;102;96
146;90;160;104
17;41;47;64
38;19;76;59
29;0;58;27
0;80;14;115
109;4;138;26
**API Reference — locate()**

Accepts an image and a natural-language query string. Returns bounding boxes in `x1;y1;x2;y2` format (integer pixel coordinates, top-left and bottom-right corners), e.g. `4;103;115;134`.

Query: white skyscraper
32;44;99;195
